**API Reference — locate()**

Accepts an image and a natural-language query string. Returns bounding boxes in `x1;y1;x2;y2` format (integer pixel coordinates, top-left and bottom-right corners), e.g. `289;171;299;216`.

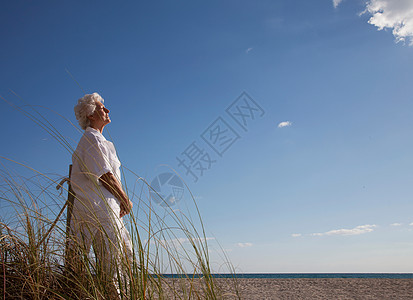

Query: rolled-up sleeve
81;138;112;185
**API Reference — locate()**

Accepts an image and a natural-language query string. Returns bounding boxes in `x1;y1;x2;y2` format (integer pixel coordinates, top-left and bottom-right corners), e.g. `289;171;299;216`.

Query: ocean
162;273;413;279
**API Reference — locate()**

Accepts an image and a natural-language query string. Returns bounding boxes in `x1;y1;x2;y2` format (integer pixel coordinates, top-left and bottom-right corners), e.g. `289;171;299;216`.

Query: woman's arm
99;172;133;217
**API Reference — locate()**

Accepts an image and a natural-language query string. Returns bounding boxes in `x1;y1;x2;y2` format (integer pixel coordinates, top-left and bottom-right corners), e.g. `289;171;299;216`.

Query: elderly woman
69;92;133;292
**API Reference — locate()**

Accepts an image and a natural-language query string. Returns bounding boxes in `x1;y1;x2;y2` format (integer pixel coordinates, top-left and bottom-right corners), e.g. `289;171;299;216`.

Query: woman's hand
120;199;133;218
99;172;132;218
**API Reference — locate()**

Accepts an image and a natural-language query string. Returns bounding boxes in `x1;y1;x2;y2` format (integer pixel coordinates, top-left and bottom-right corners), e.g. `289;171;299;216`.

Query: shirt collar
86;126;98;132
85;127;102;135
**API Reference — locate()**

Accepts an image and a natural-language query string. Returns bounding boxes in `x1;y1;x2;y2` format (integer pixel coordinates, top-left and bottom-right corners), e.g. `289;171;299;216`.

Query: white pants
68;196;133;283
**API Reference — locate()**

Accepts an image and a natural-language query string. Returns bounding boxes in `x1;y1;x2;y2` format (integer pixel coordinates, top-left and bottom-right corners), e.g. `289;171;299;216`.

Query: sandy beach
218;278;413;299
160;278;413;299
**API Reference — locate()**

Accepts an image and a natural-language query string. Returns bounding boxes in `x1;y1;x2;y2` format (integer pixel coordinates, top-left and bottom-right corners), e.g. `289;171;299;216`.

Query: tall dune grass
0;99;241;299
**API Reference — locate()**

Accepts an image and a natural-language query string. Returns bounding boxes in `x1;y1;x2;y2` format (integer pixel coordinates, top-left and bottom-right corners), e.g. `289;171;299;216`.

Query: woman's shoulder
78;128;106;149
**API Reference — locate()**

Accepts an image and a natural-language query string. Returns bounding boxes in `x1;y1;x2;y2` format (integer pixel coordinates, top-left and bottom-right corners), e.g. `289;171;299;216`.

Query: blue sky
1;0;413;273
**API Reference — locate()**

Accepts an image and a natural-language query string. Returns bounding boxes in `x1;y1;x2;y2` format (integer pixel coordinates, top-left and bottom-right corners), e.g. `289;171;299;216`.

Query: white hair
74;93;104;130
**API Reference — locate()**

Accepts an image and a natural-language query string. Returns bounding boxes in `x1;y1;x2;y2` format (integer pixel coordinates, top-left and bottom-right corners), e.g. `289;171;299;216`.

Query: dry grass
0;99;241;299
0;166;241;299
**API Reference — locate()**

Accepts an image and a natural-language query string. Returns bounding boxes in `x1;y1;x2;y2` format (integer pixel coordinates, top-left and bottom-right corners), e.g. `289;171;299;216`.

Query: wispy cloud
237;242;253;248
333;0;344;9
390;223;402;226
311;224;377;236
190;237;215;243
246;47;253;54
278;121;292;128
291;233;302;238
409;222;413;226
362;0;413;45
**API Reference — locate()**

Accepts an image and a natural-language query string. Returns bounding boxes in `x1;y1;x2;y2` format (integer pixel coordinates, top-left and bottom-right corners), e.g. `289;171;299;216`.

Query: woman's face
88;100;111;127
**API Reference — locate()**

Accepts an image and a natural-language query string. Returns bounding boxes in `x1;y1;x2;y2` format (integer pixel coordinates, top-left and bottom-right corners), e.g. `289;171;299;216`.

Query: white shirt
71;127;122;210
69;127;133;270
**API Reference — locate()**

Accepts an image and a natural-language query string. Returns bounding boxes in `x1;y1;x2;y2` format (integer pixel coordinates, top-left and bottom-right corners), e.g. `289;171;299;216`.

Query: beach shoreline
160;277;413;299
218;278;413;299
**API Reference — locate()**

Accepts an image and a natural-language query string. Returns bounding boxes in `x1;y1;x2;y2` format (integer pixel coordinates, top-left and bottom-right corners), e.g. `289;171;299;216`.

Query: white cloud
291;233;302;238
333;0;344;9
278;121;292;128
311;224;377;236
237;242;253;248
409;222;413;226
246;47;253;54
193;237;215;243
362;0;413;45
390;223;402;226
